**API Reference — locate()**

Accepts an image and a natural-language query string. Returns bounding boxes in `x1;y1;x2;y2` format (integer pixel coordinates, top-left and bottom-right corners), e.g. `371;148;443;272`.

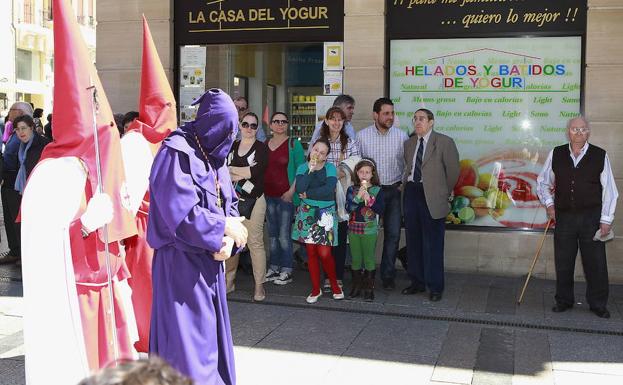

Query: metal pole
517;218;552;305
87;80;119;362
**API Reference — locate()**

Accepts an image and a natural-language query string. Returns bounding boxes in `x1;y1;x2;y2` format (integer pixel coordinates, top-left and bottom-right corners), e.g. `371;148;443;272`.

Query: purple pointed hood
190;88;238;167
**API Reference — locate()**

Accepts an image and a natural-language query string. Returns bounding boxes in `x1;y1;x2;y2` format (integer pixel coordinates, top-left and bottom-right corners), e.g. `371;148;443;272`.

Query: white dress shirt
408;129;433;183
536;142;619;224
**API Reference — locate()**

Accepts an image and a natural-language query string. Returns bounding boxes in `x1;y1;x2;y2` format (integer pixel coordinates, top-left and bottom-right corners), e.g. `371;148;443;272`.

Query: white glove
81;192;114;233
213;236;235;261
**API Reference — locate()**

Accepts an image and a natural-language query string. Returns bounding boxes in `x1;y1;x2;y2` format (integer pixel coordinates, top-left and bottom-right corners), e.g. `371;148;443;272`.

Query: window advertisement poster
390;36;582;229
180;46;207;123
180;46;207;67
323;42;343;70
323;70;343;95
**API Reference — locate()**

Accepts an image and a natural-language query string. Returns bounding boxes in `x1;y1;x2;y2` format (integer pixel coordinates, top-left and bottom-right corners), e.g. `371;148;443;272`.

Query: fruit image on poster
390;37;582;229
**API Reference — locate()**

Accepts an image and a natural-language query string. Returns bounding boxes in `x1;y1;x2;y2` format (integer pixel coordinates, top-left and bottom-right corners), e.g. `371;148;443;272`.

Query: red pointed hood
40;0;136;242
127;15;177;145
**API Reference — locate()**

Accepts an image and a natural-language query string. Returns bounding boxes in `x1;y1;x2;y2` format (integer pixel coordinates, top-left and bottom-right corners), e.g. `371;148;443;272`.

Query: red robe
124;192;153;352
69;183;134;370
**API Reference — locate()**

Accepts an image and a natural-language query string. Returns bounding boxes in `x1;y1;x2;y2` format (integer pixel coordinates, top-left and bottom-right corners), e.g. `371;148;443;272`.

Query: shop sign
387;0;586;38
175;0;344;45
389;36;581;229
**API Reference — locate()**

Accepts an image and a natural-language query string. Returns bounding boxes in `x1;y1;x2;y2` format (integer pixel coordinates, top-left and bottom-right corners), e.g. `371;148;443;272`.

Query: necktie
413;137;424;182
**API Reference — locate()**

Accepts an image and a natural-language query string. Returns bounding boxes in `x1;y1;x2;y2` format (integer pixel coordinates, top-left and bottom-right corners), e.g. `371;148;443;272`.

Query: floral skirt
291;203;338;246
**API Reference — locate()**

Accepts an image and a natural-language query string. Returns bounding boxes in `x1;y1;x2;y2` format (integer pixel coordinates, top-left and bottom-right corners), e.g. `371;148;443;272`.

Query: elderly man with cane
536;115;618;319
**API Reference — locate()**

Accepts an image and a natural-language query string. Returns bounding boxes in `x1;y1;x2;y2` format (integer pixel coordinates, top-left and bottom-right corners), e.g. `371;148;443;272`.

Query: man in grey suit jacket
401;108;459;301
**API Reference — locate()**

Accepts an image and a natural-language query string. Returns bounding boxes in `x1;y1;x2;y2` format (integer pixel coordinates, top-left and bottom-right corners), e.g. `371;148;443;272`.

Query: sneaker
306;291;322;304
332;289;345;300
273;272;293;285
265;269;280;282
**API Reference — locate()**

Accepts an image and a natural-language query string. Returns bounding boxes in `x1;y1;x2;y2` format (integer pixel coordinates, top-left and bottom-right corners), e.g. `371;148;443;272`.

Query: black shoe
397;247;408;270
382;278;395;290
401;285;425;295
552;303;573;313
590;307;611;319
429;292;442;302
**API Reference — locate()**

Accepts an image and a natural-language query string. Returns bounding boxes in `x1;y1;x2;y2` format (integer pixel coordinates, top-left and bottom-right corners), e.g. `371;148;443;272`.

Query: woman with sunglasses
226;112;269;301
264;112;306;286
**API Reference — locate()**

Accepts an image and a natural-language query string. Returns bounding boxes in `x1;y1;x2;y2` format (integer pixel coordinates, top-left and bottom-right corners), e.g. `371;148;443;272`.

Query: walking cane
88;80;119;362
517;218;552;305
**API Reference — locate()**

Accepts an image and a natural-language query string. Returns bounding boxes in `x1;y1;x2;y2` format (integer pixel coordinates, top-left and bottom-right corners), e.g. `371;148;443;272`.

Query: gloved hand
213;236;235;261
81;192;114;233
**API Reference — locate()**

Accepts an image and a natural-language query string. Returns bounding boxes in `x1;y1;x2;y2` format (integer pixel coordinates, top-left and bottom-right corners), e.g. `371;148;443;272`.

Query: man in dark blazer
401;108;459;301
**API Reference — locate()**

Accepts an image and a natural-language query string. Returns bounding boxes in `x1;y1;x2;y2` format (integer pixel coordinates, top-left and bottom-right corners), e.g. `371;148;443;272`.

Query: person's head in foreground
77;357;193;385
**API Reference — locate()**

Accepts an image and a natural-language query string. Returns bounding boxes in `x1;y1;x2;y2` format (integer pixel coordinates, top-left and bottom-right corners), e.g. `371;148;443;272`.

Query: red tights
306;244;341;296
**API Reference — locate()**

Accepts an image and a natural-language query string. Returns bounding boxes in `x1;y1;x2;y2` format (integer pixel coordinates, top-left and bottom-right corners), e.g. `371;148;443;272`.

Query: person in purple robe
147;88;248;385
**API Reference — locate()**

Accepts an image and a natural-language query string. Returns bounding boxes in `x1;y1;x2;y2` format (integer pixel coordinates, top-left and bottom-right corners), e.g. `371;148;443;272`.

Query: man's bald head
8;102;34;122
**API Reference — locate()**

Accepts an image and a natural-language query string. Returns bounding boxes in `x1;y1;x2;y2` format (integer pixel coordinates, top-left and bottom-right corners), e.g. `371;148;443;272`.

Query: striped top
357;124;408;185
324;137;360;167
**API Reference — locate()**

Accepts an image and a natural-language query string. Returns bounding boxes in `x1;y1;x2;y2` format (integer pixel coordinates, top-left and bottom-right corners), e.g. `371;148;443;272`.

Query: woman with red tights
291;138;345;303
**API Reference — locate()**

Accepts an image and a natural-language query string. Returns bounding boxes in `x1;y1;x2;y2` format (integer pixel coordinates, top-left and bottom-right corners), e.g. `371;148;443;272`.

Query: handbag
237;196;257;220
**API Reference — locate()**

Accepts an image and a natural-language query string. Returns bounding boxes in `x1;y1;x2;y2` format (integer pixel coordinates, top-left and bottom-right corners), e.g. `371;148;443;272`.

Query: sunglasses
241;121;258;130
271;119;289;125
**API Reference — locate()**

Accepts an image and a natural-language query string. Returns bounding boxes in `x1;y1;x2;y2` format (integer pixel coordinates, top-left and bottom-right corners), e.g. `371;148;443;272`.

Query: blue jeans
380;184;402;281
265;196;294;273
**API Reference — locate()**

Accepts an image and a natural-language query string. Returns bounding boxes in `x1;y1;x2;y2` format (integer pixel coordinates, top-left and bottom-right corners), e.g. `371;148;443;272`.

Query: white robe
21;157;90;385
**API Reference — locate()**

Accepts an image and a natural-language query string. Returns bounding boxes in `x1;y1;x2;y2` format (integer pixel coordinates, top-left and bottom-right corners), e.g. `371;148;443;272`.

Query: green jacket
287;137;306;206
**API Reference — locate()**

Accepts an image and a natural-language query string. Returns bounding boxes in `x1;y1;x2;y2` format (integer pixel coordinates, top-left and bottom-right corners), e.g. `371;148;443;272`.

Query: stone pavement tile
233;345;339;385
553;370;623;385
513;330;554;385
457;283;490;313
348;316;448;359
0;315;22;337
228;302;300;347
515;286;546;319
0;356;25;385
0;331;23;356
485;285;517;315
0;282;22;298
431;323;481;385
0;344;24;359
548;331;623;376
0;296;22;317
256;308;371;355
326;350;436;385
0;264;21;281
472;328;514;385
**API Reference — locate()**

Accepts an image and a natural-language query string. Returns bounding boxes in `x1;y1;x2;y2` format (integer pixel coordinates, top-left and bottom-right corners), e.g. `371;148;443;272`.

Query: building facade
1;0;96;120
97;0;623;282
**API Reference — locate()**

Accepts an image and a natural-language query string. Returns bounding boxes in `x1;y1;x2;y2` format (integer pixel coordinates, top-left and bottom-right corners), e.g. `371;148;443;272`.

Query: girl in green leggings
345;158;384;301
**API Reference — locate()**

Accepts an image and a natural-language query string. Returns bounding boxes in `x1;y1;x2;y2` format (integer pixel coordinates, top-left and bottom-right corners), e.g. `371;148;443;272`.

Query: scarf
15;135;34;194
2;120;13;143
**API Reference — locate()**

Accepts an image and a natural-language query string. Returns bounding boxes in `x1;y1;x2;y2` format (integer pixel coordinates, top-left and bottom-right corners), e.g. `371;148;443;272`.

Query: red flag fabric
41;0;137;242
127;15;176;147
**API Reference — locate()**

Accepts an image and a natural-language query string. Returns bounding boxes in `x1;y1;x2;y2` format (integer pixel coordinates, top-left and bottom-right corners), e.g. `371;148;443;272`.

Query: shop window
184;43;324;145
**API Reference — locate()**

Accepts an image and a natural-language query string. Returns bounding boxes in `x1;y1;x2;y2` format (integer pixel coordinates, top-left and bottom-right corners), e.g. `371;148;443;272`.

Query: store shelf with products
290;95;318;145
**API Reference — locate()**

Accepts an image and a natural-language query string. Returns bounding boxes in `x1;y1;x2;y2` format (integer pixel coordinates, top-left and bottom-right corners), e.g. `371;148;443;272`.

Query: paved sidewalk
3;258;623;385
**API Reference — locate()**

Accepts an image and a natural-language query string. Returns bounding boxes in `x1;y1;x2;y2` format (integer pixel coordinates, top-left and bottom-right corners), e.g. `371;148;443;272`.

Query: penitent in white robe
21;157;90;385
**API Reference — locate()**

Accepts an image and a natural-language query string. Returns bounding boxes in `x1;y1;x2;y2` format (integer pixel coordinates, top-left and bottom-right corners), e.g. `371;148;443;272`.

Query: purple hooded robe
147;89;239;385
